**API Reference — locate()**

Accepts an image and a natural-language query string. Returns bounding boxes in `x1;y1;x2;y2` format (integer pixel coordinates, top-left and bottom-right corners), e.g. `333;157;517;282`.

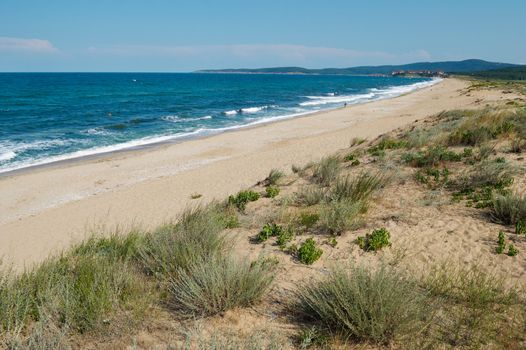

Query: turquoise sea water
0;73;437;173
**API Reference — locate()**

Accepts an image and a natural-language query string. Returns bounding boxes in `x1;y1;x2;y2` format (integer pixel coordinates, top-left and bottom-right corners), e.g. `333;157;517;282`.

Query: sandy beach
0;78;510;268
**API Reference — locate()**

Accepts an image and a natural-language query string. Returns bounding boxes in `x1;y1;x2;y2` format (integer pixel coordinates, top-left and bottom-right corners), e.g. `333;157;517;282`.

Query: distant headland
196;59;520;78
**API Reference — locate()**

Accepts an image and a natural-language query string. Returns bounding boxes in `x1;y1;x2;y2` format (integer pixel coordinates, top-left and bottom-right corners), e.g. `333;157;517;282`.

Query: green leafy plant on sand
357;228;391;251
228;190;260;212
257;223;284;242
265;185;280;198
276;228;295;249
297;238;323;265
507;244;519;257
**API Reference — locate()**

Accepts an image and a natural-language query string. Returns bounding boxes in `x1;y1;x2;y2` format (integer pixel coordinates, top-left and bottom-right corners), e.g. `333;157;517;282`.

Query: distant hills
197;59;520;76
462;65;526;80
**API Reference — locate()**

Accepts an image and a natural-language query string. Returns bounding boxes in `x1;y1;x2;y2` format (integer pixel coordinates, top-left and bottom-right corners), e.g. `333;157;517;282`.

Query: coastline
0;77;440;176
0;78;502;268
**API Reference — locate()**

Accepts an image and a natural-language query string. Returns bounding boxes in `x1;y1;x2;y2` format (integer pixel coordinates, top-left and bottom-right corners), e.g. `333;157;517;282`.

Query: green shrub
507;244;519;256
297;265;429;343
140;205;229;278
415;167;449;187
496;231;506;254
319;199;365;235
295;186;327;206
331;172;388;202
492;193;526;225
312;156;341;186
298;238;323;265
357;228;391;251
228;190;260;212
167;256;274;317
265;185;280;198
368;138;407;156
258;223;284;242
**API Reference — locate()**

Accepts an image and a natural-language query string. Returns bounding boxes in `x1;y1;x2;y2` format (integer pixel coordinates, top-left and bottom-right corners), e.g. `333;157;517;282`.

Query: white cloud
0;37;58;53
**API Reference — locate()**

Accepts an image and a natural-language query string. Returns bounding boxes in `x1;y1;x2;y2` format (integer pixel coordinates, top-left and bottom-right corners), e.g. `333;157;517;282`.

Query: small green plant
298;238;323;265
327;237;338;247
516;221;526;235
258;223;284;242
276;228;295;249
492;193;526;225
357;228;391;251
265;185;280;198
228;190;260;212
298;326;328;349
507;244;518;257
190;193;202;199
496;231;506;254
402;146;462;168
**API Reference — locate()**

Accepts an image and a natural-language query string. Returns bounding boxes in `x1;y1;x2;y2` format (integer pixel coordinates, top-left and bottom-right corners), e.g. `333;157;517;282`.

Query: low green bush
140;205;229;279
257;223;283;242
319;199;365;235
492;193;526;225
167;256;274;317
265;185;280;198
298;238;323;265
228;190;260;212
508;244;519;257
357;228;391;251
297;265;429;343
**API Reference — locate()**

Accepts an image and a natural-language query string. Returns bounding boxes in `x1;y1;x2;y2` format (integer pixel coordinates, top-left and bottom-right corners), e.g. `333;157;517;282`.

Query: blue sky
0;0;524;72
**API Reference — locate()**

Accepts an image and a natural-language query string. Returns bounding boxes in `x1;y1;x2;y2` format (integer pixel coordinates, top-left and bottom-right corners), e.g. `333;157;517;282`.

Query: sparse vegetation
312;156;341;186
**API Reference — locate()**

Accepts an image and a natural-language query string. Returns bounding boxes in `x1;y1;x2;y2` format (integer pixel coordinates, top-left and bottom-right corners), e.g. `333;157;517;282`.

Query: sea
0;73;439;174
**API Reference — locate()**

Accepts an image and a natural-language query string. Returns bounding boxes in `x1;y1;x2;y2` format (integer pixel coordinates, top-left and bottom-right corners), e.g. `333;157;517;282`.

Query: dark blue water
0;73;436;173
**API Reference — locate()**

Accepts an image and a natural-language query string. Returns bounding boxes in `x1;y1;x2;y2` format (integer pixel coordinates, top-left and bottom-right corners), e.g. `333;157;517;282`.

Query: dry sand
0;78;514;268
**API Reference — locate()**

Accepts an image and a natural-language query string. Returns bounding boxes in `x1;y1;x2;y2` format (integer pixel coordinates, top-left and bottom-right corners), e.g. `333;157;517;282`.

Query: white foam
162;115;212;122
241;105;268;114
0;150;16;162
223;110;238;116
301;78;441;107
